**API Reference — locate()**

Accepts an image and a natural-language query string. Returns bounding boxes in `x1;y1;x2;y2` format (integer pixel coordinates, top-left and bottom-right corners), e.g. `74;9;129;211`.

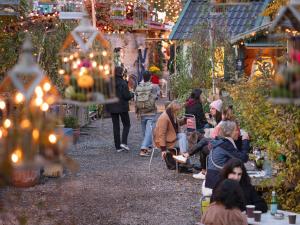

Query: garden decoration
271;48;300;105
269;0;300;106
59;10;117;105
0;38;73;186
149;65;162;84
110;1;126;20
133;0;149;30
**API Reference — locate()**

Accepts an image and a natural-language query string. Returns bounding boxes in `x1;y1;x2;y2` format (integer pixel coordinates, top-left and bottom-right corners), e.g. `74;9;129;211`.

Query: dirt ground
0;105;203;225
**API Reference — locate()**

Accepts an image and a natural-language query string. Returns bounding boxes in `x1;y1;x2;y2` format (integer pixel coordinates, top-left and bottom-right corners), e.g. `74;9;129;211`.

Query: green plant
63;116;79;129
227;78;300;213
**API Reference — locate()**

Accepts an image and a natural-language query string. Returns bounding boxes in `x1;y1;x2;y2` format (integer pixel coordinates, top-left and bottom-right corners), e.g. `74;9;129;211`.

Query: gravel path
0;104;203;225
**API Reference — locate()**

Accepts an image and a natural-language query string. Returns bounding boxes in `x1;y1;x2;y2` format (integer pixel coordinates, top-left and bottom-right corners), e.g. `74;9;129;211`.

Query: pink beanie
210;99;223;112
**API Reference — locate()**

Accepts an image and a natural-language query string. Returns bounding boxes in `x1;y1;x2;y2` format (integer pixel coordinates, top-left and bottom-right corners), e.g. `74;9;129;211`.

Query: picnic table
247;210;300;225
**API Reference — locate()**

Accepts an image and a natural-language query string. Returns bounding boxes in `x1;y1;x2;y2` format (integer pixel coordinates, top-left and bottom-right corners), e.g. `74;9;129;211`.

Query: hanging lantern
133;0;149;30
0;38;73;186
110;1;126;20
59;10;117;105
58;0;84;20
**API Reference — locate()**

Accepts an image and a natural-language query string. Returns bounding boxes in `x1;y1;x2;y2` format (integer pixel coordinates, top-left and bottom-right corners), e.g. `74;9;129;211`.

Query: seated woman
204;120;249;195
201;179;247;225
176;106;244;180
185;88;206;132
205;99;223;128
154;100;190;171
211;159;268;213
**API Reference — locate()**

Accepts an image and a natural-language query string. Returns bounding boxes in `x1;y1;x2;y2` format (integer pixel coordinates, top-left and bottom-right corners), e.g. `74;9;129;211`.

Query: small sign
59;11;84;20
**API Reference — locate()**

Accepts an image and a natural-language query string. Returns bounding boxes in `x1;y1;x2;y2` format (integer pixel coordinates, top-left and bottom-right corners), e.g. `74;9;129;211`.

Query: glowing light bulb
99;65;104;71
35;98;43;106
0;101;6;110
11;148;22;164
35;86;43;98
43;82;51;92
104;64;109;70
20;119;31;129
89;53;94;58
41;103;49;111
0;129;2;138
59;69;65;75
102;51;108;56
15;92;24;104
48;134;57;144
63;57;69;62
32;129;39;140
92;61;97;68
4;119;11;128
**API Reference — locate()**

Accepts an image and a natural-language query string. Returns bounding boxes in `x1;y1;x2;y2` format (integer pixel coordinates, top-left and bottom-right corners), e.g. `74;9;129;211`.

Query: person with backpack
135;71;158;157
106;66;134;152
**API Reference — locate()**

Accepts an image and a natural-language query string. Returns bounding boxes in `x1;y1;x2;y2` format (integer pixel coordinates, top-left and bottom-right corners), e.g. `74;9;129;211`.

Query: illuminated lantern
133;0;149;30
0;38;72;187
110;1;126;20
59;10;117;105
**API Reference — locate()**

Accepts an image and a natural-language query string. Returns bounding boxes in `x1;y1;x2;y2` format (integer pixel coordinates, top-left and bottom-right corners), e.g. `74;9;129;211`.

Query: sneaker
139;149;150;157
173;155;187;164
192;172;206;180
116;148;125;153
120;144;130;151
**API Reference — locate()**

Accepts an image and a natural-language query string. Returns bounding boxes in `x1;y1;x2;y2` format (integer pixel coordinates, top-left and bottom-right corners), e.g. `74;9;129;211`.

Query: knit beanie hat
210;99;223;112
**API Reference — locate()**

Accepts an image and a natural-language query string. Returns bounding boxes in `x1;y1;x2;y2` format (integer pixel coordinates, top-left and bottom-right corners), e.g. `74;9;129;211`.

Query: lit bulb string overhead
0;0;182;34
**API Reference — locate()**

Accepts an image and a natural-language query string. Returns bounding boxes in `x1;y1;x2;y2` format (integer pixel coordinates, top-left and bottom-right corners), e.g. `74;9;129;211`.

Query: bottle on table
263;154;272;177
270;191;278;215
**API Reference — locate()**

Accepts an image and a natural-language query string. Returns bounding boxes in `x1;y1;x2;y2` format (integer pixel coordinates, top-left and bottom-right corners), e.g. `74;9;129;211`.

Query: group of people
106;66;267;225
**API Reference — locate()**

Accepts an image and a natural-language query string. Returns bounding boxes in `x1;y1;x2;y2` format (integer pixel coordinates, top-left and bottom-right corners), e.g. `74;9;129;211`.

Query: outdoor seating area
0;0;299;225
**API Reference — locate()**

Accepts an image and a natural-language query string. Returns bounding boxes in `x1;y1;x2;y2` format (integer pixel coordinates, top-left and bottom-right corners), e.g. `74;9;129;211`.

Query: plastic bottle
270;191;278;215
263;154;272;177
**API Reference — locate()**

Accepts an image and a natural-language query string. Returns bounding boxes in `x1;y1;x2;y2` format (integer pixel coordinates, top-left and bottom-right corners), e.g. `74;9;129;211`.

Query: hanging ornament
110;1;126;20
133;0;149;30
0;37;74;187
59;10;117;105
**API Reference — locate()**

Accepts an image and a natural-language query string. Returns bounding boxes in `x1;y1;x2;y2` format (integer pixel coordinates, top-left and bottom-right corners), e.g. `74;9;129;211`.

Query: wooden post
91;0;96;27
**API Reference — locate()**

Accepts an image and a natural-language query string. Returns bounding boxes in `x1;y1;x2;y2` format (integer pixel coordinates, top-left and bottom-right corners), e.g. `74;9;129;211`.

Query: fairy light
15;92;24;104
32;129;39;140
11;148;23;164
20;119;31;129
4;119;11;129
0;100;6;110
43;82;51;92
59;69;65;75
48;134;57;144
41;103;49;111
35;97;43;106
35;86;43;98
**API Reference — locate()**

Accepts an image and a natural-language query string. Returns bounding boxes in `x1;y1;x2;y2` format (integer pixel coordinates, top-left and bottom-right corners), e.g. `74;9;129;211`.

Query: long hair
215;110;222;124
222;105;235;121
167;100;182;114
220;159;251;187
213;179;245;210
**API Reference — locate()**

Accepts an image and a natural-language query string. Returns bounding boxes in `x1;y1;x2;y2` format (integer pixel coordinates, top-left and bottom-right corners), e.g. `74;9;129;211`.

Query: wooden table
247;210;300;225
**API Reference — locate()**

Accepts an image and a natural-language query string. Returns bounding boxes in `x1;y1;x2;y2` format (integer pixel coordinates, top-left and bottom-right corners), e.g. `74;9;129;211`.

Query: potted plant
63;116;80;144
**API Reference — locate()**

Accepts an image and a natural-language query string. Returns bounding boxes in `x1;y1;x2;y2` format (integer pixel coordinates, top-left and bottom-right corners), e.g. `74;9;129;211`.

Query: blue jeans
176;132;188;153
140;115;156;150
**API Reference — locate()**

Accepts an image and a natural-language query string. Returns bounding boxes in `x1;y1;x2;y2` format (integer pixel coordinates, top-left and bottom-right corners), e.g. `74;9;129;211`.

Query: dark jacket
211;183;268;213
205;137;249;189
106;76;133;114
185;99;206;130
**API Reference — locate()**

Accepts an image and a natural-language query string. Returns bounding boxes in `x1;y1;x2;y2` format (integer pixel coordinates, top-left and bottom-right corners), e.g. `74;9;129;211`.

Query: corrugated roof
170;0;270;40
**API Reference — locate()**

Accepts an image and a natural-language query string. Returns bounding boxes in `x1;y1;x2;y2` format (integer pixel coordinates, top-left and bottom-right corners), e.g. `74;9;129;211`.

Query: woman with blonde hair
154;100;189;171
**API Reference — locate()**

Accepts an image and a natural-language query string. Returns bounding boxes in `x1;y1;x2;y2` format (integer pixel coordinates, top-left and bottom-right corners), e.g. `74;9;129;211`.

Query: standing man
106;66;134;152
135;71;158;157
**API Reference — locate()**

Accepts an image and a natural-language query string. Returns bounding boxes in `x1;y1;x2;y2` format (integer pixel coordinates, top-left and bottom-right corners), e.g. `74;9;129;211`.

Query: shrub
63;116;79;129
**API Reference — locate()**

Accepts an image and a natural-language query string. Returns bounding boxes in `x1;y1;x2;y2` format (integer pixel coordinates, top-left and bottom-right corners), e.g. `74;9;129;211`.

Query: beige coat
201;202;247;225
154;111;177;149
